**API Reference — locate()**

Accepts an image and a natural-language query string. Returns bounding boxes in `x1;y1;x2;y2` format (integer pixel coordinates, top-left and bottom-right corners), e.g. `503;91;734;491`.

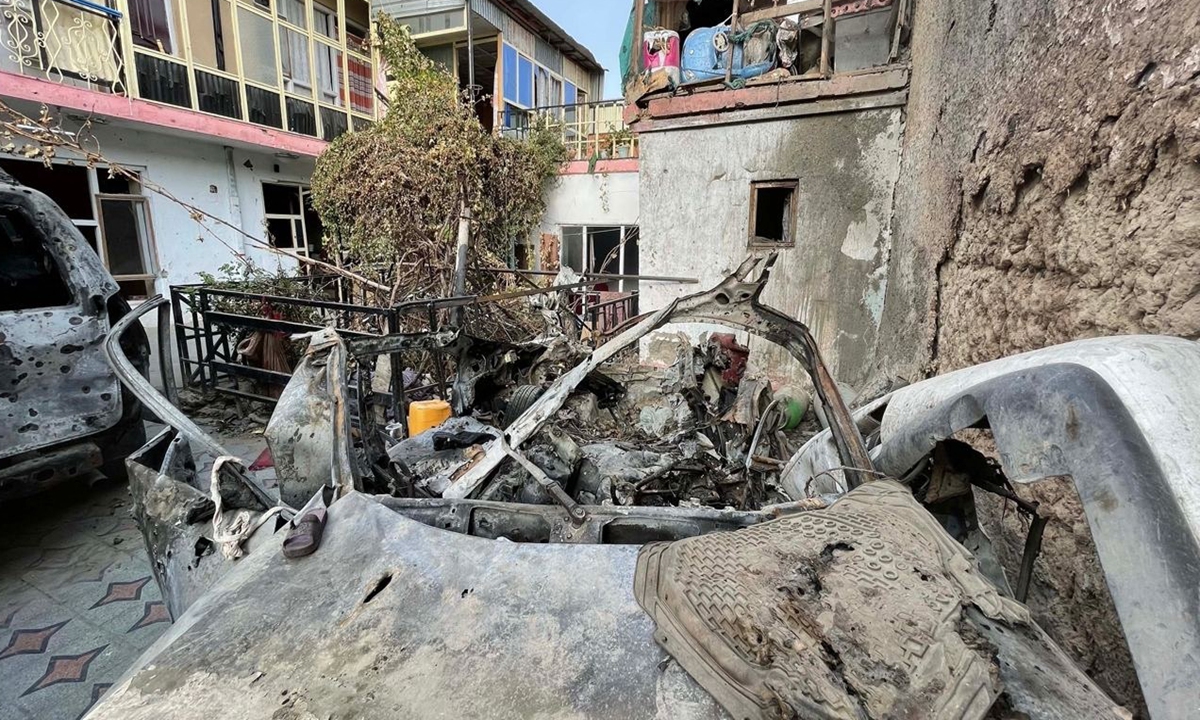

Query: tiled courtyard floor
0;476;169;720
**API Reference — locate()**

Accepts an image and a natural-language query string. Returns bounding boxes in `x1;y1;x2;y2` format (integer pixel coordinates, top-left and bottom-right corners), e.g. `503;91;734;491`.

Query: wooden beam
632;89;908;133
631;0;645;79
740;0;823;24
821;0;835;77
725;1;740;84
638;66;908;120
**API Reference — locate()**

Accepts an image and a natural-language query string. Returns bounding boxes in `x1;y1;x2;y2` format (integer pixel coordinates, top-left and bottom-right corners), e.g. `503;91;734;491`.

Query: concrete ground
0;423;269;720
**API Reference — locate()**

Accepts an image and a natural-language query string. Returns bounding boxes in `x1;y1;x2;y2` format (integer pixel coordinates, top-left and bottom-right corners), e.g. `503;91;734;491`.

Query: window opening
749;180;797;246
263;182;321;258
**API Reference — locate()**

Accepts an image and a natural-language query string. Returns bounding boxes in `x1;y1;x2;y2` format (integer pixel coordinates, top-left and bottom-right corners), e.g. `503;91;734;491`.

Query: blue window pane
517;55;533;107
502;44;518;102
564;82;577;105
504;103;529;131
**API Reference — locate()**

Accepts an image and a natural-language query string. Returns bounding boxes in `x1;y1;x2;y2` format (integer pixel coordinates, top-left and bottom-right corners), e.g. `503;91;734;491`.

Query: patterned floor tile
0;620;71;661
0;473;172;720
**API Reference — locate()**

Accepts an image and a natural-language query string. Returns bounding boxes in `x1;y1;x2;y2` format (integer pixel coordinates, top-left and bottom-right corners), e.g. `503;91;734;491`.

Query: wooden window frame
747;180;798;248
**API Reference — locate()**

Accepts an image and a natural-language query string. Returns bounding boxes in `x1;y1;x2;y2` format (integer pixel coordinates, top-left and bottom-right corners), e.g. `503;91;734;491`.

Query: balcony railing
2;0;377;142
0;0;126;94
503;99;638;162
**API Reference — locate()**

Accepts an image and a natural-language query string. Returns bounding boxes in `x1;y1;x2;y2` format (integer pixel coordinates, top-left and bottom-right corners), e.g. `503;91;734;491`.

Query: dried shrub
311;15;567;304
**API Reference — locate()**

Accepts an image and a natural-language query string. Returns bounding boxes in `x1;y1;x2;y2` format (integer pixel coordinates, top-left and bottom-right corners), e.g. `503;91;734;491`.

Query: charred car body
92;256;1195;719
0;170;148;500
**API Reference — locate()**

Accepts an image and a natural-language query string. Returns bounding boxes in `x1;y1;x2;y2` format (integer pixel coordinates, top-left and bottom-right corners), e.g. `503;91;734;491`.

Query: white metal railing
0;0;125;93
503;99;638;162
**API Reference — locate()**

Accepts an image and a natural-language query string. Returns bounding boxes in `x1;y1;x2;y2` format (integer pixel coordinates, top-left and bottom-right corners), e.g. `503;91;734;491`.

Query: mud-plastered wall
877;0;1200;381
876;1;1200;715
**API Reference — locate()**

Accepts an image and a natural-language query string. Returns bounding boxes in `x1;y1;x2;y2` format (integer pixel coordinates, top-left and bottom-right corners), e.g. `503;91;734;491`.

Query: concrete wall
637;107;904;392
535;168;640;267
74;122;316;292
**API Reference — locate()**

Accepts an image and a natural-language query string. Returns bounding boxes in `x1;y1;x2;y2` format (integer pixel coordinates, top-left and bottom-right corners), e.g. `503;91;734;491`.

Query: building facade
384;0;642;292
1;0;380;297
624;0;908;392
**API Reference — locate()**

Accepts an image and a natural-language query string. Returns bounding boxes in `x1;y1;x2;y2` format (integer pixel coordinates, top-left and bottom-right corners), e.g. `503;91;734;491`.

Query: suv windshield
0;205;73;311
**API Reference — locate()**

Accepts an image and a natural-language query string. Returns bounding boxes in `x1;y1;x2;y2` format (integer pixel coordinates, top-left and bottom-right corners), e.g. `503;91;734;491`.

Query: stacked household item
680;21;777;84
643;29;682;86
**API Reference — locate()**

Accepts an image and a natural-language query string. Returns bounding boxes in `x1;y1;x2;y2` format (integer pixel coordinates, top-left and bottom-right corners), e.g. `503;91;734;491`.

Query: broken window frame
559;225;641;293
747;180;798;248
0;158;158;296
95;192;159;299
262;180;316;256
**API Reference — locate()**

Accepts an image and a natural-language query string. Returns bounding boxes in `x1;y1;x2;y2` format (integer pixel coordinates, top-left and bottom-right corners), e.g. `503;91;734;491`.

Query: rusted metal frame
478;279;608;303
200;286;393;317
666;256;874;487
442;300;682;500
209;361;291;387
203;310;378;339
348;327;462;434
586;293;639;345
443;255;878;499
385;309;405;425
345;330;461;358
1016;514;1048;603
372;495;794;543
499;439;588;525
170;287;204;388
483;268;700;284
198;289;218;393
964;468;1046;603
426;304;450;401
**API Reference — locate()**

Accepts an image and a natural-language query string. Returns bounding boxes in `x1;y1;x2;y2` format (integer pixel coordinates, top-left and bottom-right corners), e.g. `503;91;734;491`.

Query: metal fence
171;278;460;421
168;275;636;413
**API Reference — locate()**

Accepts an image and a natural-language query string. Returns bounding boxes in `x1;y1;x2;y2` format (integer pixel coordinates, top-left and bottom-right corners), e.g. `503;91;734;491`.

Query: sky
533;0;630;99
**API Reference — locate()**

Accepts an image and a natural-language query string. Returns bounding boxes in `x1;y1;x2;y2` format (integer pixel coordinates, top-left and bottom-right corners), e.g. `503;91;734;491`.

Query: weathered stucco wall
638;107;904;391
874;0;1200;715
877;0;1200;384
539;170;640;237
0;118;317;292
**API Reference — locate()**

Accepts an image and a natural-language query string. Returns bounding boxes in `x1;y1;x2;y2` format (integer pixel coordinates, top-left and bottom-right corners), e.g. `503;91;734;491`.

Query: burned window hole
749;181;798;246
362;572;393;604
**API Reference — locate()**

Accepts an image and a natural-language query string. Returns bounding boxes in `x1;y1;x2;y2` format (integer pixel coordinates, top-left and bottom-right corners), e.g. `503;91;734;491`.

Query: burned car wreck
88;255;1192;718
0;170;149;500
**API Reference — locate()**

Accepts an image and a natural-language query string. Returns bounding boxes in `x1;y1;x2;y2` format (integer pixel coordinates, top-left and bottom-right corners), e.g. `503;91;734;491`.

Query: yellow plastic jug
408;399;452;436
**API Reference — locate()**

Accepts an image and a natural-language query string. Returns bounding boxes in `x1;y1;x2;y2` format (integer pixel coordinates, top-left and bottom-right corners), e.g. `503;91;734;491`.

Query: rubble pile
382;329;810;513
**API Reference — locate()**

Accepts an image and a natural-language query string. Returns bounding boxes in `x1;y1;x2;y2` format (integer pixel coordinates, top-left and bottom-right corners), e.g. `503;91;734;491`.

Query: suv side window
0;205;73;311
